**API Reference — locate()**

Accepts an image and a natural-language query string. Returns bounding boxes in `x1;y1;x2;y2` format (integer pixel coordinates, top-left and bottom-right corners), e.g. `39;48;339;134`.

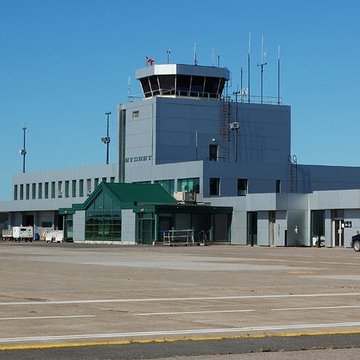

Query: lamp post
21;127;27;173
101;112;111;164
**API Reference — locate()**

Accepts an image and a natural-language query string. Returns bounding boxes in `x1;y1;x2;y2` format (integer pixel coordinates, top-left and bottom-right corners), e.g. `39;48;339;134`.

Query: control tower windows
159;75;175;95
177;75;191;96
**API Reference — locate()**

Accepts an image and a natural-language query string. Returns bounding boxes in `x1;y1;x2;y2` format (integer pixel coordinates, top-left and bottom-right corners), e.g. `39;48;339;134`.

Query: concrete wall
120;97;291;197
73;210;85;242
121;209;136;245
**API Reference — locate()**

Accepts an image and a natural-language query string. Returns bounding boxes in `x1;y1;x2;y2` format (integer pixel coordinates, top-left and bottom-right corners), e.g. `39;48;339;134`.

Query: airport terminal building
2;62;360;247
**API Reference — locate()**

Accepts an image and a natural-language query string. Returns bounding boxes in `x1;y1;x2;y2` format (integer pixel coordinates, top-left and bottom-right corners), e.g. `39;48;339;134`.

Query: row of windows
14;176;281;201
134;178;200;195
140;177;281;197
13;177;116;201
210;178;282;196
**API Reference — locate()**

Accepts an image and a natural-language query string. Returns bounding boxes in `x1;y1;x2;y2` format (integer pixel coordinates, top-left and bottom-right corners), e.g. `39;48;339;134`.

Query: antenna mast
193;42;198;65
257;35;267;104
127;76;131;101
166;49;171;64
240;66;243;103
247;32;251;103
277;45;281;105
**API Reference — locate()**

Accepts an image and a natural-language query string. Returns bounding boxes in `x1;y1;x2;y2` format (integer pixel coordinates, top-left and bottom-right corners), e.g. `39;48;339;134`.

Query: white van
12;226;33;241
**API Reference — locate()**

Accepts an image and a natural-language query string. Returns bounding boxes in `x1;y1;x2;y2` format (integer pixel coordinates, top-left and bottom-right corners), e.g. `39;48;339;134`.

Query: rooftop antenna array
257;35;267;104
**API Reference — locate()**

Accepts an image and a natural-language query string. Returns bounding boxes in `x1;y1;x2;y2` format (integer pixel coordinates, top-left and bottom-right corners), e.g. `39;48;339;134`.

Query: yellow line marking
1;329;360;351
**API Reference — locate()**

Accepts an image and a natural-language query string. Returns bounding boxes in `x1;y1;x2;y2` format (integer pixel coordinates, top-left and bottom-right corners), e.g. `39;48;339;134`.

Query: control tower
136;64;230;99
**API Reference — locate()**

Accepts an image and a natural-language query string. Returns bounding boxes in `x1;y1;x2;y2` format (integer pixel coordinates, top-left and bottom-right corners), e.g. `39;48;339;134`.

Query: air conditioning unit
184;191;196;203
173;191;196;203
173;192;185;201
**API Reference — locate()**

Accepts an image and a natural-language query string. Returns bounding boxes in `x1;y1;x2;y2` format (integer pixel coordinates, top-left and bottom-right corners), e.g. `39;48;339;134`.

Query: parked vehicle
2;226;33;242
45;230;64;243
351;233;360;252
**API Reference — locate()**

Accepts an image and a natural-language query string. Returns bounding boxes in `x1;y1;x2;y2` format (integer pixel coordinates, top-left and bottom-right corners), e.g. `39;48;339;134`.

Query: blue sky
1;0;360;200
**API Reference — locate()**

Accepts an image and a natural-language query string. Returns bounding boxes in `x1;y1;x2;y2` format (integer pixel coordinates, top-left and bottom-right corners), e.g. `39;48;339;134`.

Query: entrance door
137;213;154;245
247;212;257;246
333;219;344;247
269;211;276;246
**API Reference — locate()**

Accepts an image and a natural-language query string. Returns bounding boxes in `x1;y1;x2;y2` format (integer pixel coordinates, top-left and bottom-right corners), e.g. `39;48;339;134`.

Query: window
65;181;69;198
38;183;42;199
177;178;200;193
26;184;30;200
44;182;49;199
276;180;281;193
51;182;55;199
155;179;174;195
209;144;218;161
102;177;107;183
209;178;220;195
237;179;248;196
132;110;139;119
86;179;92;195
20;184;24;200
14;185;18;200
58;181;63;198
72;180;77;197
32;183;36;199
110;177;115;183
85;192;121;241
94;178;99;188
79;179;84;197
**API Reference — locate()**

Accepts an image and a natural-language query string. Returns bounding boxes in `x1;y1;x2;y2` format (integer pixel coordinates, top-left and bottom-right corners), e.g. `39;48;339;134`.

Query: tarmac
0;242;359;358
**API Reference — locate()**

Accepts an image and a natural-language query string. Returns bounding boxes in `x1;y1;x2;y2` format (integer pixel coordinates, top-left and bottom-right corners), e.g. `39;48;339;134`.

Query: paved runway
0;243;359;357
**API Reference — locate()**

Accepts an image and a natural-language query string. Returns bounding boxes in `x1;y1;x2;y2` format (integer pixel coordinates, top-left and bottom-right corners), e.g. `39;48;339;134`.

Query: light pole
101;112;111;164
231;91;241;162
21;127;27;173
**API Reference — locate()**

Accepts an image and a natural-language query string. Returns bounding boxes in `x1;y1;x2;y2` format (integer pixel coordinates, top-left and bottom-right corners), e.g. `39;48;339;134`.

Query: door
247;212;257;246
333;219;344;247
269;211;276;246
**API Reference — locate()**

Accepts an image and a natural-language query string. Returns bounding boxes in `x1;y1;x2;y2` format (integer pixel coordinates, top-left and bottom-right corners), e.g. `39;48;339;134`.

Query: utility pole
21;126;27;173
101;112;111;164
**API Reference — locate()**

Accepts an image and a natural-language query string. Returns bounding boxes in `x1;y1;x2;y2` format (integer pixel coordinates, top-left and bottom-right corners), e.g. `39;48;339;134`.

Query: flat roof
136;64;230;80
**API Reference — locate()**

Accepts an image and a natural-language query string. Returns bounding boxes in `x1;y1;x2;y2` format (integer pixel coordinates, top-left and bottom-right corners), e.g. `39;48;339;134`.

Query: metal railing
162;229;195;246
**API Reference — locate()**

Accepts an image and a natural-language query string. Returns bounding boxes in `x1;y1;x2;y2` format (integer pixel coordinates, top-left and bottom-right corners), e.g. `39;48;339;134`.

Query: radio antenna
277;45;281;105
257;34;267;104
247;32;251;103
193;42;198;65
